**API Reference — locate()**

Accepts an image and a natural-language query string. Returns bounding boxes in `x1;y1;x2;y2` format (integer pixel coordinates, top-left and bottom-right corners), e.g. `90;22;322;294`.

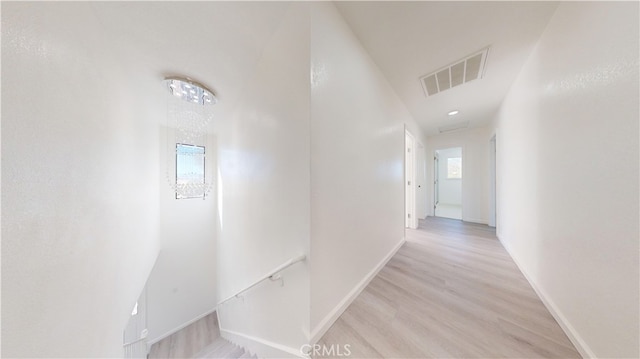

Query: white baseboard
221;328;308;359
310;237;406;344
148;306;218;346
497;235;594;359
463;217;488;224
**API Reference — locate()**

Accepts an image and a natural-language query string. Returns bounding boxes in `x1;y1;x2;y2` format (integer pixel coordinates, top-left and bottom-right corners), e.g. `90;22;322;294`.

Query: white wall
146;129;217;344
84;2;299;352
309;2;426;341
492;2;639;358
2;3;161;357
3;2;300;356
215;3;310;356
436;147;462;205
427;127;490;224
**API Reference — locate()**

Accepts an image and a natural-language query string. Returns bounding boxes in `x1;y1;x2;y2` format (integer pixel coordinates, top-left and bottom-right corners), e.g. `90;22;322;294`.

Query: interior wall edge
497;235;594;359
309;237;406;344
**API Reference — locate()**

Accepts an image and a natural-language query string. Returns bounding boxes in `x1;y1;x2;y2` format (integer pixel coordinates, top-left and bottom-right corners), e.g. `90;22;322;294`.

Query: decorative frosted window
447;157;462;179
176;144;205;199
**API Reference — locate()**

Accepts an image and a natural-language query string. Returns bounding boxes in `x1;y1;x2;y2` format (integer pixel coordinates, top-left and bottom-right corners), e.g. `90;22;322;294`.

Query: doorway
434;147;462;220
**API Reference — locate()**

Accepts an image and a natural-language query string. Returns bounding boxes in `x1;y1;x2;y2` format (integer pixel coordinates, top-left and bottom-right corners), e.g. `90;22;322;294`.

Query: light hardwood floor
316;217;580;358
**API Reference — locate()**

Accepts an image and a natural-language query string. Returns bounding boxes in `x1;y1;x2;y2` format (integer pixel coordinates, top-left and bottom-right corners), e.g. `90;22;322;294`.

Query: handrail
218;254;306;306
123;336;147;347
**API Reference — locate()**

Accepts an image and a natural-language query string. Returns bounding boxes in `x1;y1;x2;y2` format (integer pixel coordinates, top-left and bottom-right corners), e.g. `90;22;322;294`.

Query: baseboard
497;235;595;359
221;328;308;359
148;306;218;346
462;217;488;224
310;237;406;344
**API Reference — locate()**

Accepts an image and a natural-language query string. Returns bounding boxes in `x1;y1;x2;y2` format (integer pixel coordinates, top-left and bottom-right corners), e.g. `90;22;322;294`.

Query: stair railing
218;254;306;306
123;333;147;359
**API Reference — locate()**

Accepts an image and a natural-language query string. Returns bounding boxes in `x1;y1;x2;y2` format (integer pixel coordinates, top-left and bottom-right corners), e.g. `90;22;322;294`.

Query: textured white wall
427;127;491;224
493;2;639;357
146;129;217;344
1;3;161;357
2;2;296;356
215;3;311;355
82;1;296;351
309;2;425;339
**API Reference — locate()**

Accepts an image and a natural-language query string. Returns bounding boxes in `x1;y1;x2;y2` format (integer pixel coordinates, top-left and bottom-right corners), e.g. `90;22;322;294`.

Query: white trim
462;218;488;225
415;140;428;220
405;129;418;229
310;237;406;344
147;307;217;346
497;235;594;359
220;328;309;359
431;145;465;219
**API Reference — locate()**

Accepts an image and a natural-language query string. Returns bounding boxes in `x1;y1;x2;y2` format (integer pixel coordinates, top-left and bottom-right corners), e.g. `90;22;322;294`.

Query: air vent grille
438;121;469;133
420;47;489;97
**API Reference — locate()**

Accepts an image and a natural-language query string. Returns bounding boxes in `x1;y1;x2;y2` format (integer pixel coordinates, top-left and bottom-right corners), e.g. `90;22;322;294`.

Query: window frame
446;156;462;179
175;143;206;199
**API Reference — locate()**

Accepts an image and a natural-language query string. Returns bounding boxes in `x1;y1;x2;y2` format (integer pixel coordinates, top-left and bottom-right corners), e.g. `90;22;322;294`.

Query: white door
416;142;426;219
434;152;439;214
405;131;416;228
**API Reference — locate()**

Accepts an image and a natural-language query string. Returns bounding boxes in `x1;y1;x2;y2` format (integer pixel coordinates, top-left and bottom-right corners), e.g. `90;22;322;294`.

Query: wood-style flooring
317;217;581;358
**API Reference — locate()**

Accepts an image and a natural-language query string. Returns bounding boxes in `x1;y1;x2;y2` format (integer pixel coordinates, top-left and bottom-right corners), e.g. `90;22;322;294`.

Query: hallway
2;2;637;358
317;217;580;358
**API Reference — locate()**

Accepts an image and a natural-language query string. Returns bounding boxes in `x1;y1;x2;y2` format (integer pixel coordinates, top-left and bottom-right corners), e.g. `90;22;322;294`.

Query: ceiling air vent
420;47;490;97
438;121;469;133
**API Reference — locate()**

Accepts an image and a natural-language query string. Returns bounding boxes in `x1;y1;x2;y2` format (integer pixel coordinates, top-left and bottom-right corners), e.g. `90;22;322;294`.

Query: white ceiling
335;1;559;136
88;2;291;126
85;2;558;137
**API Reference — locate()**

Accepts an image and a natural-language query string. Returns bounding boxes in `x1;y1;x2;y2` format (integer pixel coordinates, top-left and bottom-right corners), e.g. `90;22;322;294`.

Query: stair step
194;337;228;358
239;349;256;359
147;312;258;359
196;337;247;358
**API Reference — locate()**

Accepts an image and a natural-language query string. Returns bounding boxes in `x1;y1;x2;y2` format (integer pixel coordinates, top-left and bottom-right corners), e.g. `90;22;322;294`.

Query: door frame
434;151;439;212
431;145;464;220
405;129;418;229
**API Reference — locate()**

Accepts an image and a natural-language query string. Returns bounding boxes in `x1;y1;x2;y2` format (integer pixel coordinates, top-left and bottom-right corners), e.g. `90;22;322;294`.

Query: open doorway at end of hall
434;147;462;220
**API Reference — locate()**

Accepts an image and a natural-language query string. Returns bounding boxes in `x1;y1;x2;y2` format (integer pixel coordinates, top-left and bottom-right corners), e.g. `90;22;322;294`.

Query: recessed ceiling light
448;110;459;116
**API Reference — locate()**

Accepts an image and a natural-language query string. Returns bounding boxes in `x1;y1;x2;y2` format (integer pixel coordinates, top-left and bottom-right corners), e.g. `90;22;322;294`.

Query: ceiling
80;2;557;137
335;1;559;136
88;2;291;126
